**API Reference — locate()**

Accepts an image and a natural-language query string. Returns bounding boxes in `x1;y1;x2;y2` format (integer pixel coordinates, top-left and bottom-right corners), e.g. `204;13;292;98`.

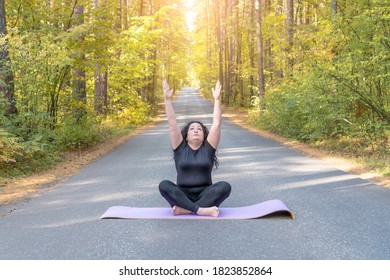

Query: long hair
181;121;219;169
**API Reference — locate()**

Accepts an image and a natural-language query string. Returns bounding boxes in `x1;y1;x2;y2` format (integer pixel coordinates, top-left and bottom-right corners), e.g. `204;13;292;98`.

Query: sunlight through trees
0;0;388;177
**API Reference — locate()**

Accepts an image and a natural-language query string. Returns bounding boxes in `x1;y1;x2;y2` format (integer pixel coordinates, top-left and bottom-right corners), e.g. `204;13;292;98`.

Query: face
186;122;205;142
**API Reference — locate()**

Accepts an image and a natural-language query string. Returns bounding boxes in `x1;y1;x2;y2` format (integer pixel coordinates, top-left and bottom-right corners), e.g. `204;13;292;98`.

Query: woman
158;79;231;217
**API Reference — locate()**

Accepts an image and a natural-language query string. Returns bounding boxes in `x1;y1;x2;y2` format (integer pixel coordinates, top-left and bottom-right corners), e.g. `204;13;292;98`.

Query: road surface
0;88;389;259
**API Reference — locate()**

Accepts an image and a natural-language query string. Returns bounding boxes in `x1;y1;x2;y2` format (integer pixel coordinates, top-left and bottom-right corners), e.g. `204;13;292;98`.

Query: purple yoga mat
100;199;294;220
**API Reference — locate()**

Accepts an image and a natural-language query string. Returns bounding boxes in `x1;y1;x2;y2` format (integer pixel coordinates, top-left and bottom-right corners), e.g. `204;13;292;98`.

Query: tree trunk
249;0;255;98
206;0;212;85
234;0;243;106
0;0;17;115
215;0;224;95
122;0;128;30
304;1;310;25
71;4;87;119
264;0;273;83
139;0;144;16
255;0;265;109
94;63;108;114
115;0;122;30
93;0;108;114
286;0;294;76
227;0;237;105
222;0;229;103
297;0;303;25
331;0;337;16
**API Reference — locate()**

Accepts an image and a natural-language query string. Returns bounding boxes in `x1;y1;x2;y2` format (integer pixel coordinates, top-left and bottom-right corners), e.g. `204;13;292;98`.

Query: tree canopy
0;0;389;177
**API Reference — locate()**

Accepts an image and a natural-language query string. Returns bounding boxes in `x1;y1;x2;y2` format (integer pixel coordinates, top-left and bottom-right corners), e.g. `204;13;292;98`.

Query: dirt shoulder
1;104;388;207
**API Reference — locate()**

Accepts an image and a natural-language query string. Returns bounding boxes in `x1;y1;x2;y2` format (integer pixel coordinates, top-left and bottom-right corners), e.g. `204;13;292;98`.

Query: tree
331;0;337;16
215;0;224;91
0;0;17;115
285;0;294;75
71;3;87;120
255;0;265;108
93;0;114;114
249;0;256;99
122;0;129;30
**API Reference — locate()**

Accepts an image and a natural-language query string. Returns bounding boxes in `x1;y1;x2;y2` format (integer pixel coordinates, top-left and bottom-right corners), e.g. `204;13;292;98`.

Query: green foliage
104;93;150;127
0;98;21;172
245;0;389;174
0;136;50;177
3;0;386;178
1;96;58;176
0;127;23;169
250;72;354;142
109;16;160;105
328;3;390;122
1;1;191;179
54;115;101;150
9;29;72;128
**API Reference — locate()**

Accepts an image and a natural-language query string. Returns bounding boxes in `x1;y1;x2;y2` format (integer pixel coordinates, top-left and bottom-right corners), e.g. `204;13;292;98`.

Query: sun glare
184;0;196;32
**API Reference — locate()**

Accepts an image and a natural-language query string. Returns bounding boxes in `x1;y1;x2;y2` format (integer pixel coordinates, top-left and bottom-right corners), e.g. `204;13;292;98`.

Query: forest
0;0;389;180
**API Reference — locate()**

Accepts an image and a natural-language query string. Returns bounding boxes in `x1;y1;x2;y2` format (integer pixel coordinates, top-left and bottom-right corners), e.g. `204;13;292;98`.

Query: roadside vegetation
1;0;388;190
194;0;389;176
0;1;189;181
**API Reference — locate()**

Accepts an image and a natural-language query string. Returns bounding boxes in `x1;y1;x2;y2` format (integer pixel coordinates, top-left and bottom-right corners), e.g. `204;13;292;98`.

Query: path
0;88;389;259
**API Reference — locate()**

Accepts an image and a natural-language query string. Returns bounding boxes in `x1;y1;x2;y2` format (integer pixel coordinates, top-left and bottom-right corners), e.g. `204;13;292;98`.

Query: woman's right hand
163;79;173;100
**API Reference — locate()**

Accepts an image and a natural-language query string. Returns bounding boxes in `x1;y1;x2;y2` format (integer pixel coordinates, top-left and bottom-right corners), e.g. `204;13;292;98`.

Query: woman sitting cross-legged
158;80;231;217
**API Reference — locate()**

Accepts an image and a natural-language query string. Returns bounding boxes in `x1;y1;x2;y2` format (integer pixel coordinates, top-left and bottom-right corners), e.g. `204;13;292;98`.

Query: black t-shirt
174;139;215;188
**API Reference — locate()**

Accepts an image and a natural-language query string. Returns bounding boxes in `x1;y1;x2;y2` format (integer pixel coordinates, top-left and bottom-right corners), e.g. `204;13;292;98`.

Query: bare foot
172;206;192;216
196;206;219;217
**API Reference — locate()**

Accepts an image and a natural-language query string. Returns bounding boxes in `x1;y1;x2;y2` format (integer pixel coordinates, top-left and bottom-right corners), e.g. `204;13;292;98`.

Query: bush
54;116;102;150
250;71;358;143
0;126;57;177
0;128;23;169
248;71;389;174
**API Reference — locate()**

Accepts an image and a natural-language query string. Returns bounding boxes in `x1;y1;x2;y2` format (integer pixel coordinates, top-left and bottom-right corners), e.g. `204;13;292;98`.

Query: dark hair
181;121;219;169
181;121;209;141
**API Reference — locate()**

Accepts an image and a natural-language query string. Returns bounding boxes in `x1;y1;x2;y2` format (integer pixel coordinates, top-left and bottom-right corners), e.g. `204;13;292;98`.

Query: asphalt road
0;88;389;260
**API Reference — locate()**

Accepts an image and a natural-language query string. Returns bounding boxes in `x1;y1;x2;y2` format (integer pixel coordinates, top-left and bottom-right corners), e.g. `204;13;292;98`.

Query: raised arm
207;80;222;149
163;79;183;150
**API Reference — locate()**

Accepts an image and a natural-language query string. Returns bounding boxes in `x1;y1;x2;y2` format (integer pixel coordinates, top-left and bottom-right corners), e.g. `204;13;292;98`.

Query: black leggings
159;180;231;213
